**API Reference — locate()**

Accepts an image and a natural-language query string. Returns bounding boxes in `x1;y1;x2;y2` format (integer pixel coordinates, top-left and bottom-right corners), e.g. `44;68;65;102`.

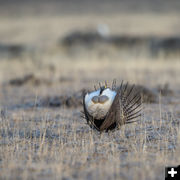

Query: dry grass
0;100;180;180
0;3;180;179
0;54;180;180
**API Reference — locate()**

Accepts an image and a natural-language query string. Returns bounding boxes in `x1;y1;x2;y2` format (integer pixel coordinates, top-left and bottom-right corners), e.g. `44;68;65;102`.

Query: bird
82;80;142;132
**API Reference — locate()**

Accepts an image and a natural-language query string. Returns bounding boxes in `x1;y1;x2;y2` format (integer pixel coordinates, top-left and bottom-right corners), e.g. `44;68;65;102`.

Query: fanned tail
119;83;142;125
82;80;142;132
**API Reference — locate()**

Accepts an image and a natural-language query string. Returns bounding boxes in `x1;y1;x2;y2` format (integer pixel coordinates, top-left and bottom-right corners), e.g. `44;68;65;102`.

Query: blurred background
0;0;180;108
1;1;180;180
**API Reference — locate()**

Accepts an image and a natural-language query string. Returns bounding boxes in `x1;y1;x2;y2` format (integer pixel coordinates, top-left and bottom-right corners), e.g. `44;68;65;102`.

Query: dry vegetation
0;1;180;180
0;53;180;180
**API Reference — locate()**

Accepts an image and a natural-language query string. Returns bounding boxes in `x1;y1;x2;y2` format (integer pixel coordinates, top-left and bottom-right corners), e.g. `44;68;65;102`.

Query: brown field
0;1;180;180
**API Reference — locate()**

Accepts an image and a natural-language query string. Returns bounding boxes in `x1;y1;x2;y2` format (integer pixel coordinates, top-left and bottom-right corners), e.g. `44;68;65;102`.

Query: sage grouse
82;80;142;132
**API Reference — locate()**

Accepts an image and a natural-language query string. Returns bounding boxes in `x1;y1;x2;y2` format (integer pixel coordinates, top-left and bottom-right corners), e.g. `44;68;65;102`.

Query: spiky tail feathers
118;82;142;125
82;81;142;132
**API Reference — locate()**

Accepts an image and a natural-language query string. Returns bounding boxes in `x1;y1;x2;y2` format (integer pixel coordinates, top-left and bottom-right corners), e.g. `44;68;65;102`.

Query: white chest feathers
85;88;117;119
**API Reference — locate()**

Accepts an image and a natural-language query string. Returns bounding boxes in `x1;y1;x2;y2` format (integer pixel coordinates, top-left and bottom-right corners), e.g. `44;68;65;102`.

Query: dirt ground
0;1;180;180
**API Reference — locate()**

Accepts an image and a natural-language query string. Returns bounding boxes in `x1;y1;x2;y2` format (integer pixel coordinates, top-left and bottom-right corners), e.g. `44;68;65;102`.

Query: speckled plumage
82;80;142;132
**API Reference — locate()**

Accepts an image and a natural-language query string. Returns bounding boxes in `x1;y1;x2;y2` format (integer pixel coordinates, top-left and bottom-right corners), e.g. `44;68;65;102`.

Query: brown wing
100;82;142;132
99;87;122;131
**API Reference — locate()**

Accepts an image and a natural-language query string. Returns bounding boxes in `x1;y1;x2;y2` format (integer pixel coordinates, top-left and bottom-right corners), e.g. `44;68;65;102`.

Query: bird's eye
92;96;99;103
99;95;109;104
